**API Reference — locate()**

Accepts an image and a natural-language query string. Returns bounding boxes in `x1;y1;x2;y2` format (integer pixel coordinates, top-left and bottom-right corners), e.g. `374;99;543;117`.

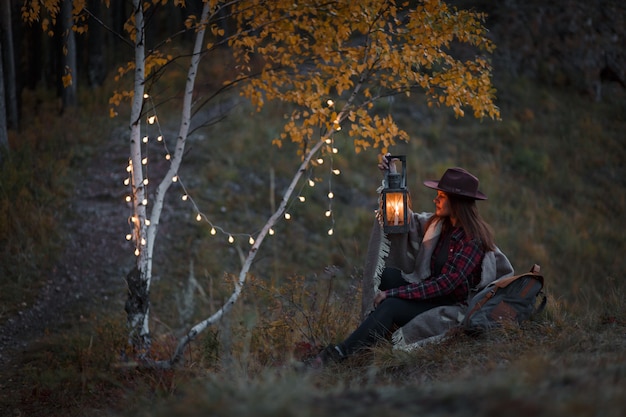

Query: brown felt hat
423;167;487;200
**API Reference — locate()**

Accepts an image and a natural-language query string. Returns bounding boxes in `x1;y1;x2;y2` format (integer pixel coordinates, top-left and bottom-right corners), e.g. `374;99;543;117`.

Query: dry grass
1;56;626;416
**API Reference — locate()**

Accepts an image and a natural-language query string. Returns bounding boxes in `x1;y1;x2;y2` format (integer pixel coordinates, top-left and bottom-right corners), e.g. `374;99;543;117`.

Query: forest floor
1;97;626;417
0;127;133;406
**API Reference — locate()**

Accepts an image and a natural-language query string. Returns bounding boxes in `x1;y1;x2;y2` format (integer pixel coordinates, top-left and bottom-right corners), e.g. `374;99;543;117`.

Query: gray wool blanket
361;211;514;350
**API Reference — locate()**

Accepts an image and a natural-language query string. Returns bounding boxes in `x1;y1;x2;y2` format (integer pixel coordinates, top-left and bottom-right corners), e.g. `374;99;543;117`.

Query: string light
125;94;351;259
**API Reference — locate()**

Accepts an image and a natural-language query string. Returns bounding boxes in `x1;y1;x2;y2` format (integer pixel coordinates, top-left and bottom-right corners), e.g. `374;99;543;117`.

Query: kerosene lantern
381;155;409;234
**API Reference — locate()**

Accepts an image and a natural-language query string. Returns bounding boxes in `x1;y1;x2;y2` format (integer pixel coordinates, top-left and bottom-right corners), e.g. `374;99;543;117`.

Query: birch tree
167;0;500;366
22;0;500;366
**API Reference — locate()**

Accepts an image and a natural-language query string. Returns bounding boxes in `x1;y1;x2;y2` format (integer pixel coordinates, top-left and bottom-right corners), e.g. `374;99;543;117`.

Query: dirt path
0;128;132;368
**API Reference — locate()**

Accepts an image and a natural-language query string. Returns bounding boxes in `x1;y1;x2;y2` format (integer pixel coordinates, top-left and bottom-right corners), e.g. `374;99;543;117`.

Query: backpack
462;264;547;331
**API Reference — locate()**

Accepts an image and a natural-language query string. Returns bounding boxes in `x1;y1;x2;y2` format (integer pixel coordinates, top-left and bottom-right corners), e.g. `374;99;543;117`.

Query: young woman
312;155;503;366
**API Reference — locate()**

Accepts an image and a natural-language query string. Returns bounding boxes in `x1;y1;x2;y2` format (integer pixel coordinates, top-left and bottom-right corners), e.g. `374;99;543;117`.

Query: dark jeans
339;267;453;355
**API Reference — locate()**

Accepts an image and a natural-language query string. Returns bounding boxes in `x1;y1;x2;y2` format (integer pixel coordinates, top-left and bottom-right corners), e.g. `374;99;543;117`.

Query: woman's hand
373;291;387;308
378;153;398;174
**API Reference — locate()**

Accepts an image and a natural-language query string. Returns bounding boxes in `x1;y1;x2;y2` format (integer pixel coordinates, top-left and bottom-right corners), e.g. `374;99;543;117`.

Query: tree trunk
0;0;18;131
60;0;77;109
0;38;8;162
126;0;150;355
87;0;106;87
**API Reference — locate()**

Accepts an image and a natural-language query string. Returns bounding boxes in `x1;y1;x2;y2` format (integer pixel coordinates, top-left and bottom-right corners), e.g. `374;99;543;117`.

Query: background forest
1;0;625;416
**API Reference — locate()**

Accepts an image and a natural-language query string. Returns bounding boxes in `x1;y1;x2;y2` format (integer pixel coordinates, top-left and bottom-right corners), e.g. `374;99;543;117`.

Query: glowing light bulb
143;93;149;99
142;199;148;205
182;195;188;201
317;158;324;164
328;192;334;199
125;195;132;202
210;227;216;235
269;228;275;235
308;179;315;187
143;178;149;185
298;196;306;202
142;136;148;143
228;235;234;243
196;213;202;221
285;213;291;220
126;234;132;241
249;236;255;245
142;157;148;165
126;165;132;173
123;178;130;186
325;138;332;144
157;136;163;142
333;169;341;175
140;238;146;246
325;210;332;217
145;219;151;226
165;154;171;160
328;229;334;235
327;99;334;107
148;115;157;124
134;248;140;256
332;147;338;154
172;175;178;182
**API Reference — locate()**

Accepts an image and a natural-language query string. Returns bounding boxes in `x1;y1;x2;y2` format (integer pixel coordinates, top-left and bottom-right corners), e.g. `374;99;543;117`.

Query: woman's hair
426;193;495;251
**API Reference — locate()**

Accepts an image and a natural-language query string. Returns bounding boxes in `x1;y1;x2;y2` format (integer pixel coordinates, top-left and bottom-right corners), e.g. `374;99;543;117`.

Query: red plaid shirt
384;227;484;303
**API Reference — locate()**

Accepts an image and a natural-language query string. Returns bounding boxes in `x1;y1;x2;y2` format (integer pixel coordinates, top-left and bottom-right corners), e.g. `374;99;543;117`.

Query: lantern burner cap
387;172;402;188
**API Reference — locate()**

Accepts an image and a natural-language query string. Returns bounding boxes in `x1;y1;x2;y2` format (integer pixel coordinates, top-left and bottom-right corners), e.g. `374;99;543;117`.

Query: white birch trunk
125;0;211;354
125;0;150;352
168;103;358;365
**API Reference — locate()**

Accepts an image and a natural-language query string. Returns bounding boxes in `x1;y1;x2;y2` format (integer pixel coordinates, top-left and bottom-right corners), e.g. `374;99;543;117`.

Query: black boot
305;344;346;368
